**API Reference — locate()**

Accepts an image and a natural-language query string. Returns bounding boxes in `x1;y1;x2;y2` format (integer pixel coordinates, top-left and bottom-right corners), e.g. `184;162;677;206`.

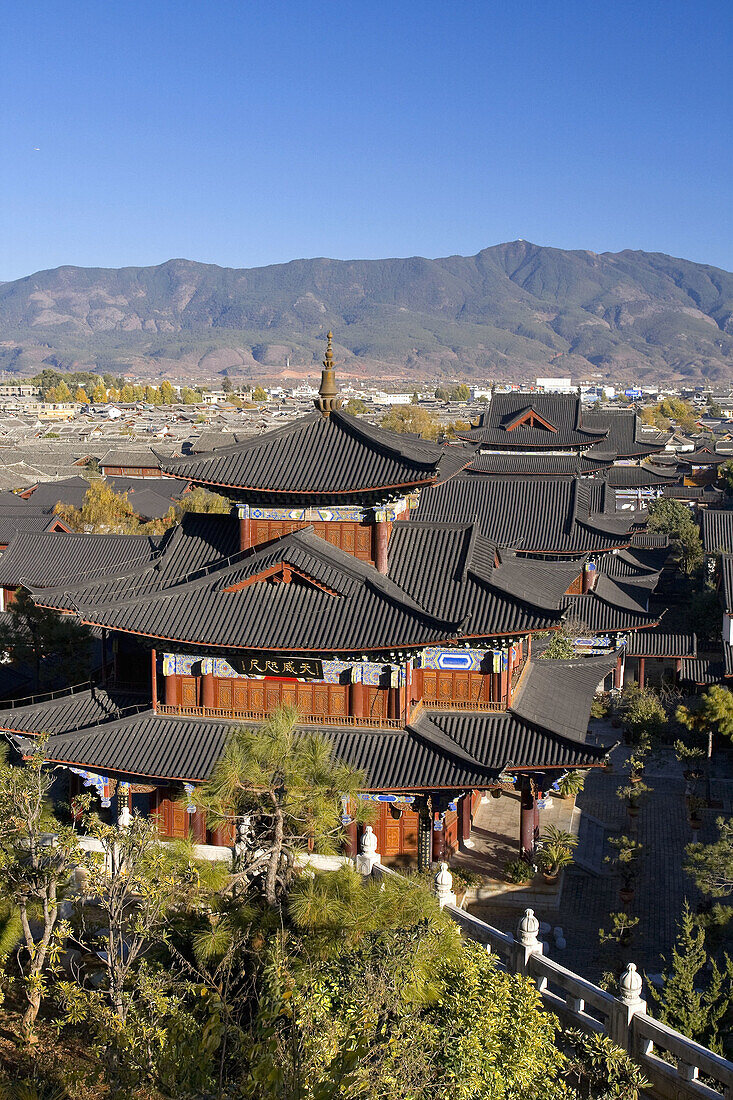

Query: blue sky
1;0;731;280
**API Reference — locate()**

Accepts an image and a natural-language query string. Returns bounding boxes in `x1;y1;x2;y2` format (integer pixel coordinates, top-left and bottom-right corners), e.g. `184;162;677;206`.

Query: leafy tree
119;383;134;402
539;632;576;659
55;480;137;534
686;816;733;898
379;405;440;440
171;486;230;519
261;905;567;1099
252;385;268;403
144;385;162;405
0;741;88;1040
195;707;366;906
647;498;703;574
91;382;107;403
657;397;700;432
677;685;733;757
180;386;199;404
46;380;72;403
221;377;233;394
640;404;671;430
58;818;229;1091
73;387;89;403
159;379;176;404
0;587;93;691
646;900;733;1055
562;1028;649;1099
618;684;667;743
708;400;723;418
344;397;367;415
106;386;120;403
33;368;64;397
132;384;146;401
719;459;733;496
410;391;419;404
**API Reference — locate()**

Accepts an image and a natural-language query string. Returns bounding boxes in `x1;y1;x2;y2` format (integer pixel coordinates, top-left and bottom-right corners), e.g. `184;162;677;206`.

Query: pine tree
74;386;89;403
195;706;366;906
646;900;733;1053
91;382;108;402
120;383;134;402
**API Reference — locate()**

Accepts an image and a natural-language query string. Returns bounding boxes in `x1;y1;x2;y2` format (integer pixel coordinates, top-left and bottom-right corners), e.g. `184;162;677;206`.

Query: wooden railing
155;703;404;729
421;699;506;713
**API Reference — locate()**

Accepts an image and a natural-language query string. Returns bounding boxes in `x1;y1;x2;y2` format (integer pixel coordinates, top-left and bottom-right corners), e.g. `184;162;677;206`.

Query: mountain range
0;240;732;385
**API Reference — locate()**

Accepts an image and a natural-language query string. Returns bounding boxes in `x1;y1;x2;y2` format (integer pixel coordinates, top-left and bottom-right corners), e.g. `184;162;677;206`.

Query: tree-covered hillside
1;240;732;383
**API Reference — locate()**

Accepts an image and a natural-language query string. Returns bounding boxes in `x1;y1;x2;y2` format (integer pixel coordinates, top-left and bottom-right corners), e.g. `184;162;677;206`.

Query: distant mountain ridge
0;241;732;384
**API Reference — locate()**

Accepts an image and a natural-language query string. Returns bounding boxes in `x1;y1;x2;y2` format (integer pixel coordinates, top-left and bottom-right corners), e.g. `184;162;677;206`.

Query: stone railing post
434;862;457;908
355;825;381;875
512;908;544;976
609;963;647;1052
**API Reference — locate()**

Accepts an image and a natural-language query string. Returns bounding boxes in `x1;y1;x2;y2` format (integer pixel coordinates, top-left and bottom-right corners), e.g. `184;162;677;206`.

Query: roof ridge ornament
315;331;342;417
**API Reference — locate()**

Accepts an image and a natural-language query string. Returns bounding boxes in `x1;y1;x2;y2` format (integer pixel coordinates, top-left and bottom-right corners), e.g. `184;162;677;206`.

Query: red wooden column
458;791;473;843
373;514;390;574
191;808;207;845
239;506;252;551
202;671;215;710
614;653;624;690
431;814;445;863
519;780;536;859
165;674;179;706
638;657;645;690
151;648;157;712
344;820;358;857
349;676;365;718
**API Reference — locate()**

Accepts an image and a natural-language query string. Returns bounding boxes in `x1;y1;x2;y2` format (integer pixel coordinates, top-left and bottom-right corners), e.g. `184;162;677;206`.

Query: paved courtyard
458;721;733;983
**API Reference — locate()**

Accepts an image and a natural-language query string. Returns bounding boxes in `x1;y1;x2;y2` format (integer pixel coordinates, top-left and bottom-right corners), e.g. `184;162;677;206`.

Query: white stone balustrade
355;825;381;875
434;862;456;908
369;863;733;1100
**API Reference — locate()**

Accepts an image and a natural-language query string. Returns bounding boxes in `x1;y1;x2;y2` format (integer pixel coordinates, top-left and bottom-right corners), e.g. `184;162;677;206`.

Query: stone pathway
461;726;733;984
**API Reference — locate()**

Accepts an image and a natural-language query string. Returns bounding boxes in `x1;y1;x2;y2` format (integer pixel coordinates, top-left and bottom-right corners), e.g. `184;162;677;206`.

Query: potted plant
536;824;577;883
504;858;534;884
555;770;585;800
536;842;574;883
605;835;642;904
617;781;649;818
687;795;706;830
674;739;705;781
599;911;639;948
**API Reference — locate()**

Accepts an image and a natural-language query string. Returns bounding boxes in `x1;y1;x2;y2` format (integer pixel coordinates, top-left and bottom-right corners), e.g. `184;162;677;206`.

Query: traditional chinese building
0;337;666;866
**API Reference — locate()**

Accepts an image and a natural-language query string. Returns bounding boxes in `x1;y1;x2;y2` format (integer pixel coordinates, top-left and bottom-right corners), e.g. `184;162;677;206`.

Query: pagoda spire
315;331;341;417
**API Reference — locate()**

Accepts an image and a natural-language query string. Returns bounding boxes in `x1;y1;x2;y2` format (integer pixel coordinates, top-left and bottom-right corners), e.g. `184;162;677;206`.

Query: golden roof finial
315;330;341;417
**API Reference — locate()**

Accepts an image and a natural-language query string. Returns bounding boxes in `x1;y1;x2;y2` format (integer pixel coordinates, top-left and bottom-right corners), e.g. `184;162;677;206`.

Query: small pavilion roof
457;393;607;449
160;410;472;498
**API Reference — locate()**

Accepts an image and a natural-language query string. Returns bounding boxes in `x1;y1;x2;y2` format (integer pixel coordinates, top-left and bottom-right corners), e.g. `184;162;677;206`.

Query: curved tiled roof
583;410;671;458
625;631;696;658
411;475;636;554
467;453;612;476
160;411;472;497
457;393;607;449
701;509;733;554
36;527;461;652
0;530;163;589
